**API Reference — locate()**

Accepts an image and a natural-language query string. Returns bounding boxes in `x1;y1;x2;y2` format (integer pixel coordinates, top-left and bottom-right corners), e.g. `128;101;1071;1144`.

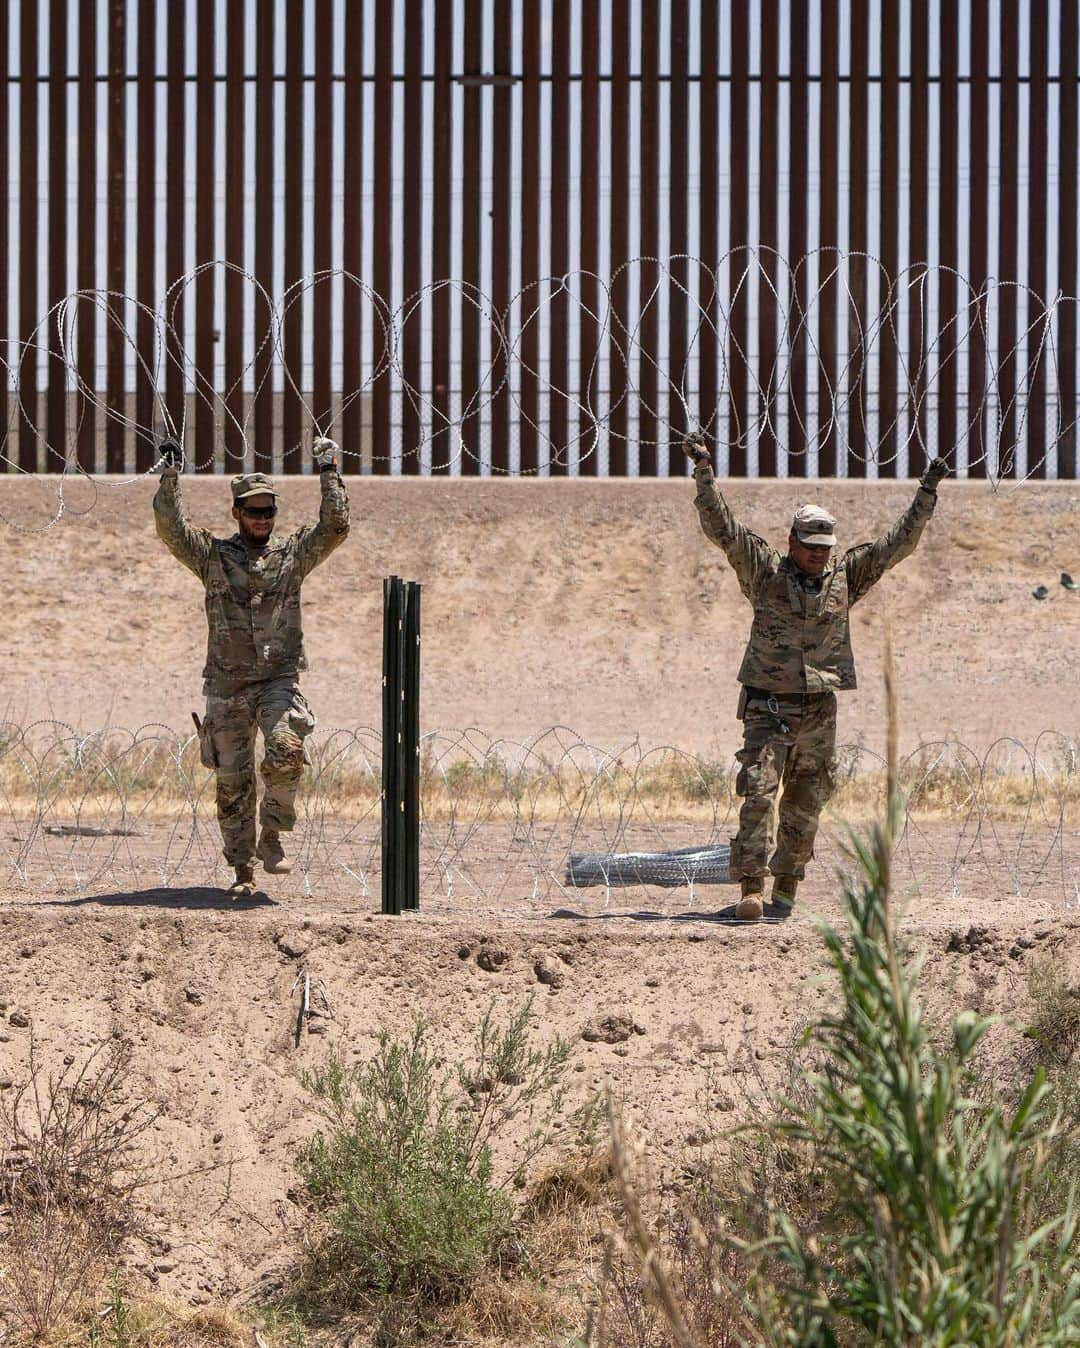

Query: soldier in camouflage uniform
154;438;350;894
684;435;948;922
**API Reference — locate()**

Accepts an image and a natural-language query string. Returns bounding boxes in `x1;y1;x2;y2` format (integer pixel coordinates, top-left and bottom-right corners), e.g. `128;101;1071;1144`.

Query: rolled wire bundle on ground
565;843;733;889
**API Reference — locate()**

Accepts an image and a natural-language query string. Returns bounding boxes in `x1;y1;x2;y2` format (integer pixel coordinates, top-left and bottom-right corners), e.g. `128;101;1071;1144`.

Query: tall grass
607;645;1080;1347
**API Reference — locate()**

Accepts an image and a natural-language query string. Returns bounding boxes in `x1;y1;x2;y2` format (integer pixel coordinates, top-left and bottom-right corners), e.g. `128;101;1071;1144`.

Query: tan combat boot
229;862;256;896
735;876;764;922
257;830;293;875
770;875;798;920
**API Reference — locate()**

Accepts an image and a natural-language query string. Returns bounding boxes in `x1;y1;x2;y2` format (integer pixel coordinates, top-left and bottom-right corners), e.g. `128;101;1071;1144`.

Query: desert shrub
1026;959;1080;1069
0;1203;105;1342
594;1176;751;1348
439;756;509;796
1;1034;157;1226
296;999;570;1312
299;1040;512;1305
0;1035;157;1342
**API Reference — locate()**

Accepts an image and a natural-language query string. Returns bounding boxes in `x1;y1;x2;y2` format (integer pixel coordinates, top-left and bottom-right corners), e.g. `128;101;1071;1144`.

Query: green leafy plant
609;651;1080;1347
750;801;1080;1344
296;999;569;1311
87;1271;132;1348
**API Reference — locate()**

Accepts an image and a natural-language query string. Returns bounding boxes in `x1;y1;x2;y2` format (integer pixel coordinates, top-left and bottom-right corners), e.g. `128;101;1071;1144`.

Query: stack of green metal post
381;576;421;914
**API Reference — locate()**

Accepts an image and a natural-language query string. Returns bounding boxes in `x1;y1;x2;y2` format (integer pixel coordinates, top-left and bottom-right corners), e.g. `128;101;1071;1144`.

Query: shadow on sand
548;902;792;926
29;886;276;912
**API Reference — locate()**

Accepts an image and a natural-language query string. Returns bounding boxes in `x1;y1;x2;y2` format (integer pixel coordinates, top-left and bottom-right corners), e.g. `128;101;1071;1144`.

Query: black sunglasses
240;504;277;520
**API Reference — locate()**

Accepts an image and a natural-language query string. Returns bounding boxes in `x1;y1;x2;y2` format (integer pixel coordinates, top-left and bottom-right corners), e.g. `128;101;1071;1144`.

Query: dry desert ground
2;473;1080;1340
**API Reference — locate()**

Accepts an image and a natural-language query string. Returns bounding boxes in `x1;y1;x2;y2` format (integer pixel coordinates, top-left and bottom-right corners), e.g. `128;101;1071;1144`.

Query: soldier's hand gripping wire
685;427;946;924
313;436;339;471
158;438;184;477
682;432;712;470
153;433;350;897
920;456;950;492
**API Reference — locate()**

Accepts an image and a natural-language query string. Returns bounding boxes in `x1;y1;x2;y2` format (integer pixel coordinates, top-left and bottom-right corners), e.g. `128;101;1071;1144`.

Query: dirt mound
0;899;1076;1304
4;476;1078;755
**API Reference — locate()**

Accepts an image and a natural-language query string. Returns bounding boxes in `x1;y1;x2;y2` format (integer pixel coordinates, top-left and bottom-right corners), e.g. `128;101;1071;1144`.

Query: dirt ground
3;474;1079;756
1;802;1079;1313
1;884;1077;1311
2;473;1080;1325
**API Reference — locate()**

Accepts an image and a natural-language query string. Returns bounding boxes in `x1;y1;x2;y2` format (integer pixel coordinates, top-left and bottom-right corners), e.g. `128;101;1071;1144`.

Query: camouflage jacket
153;470;350;693
693;465;937;693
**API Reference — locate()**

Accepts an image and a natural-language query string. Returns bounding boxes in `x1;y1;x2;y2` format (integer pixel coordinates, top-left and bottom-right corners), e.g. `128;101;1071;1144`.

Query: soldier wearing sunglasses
153;438;350;894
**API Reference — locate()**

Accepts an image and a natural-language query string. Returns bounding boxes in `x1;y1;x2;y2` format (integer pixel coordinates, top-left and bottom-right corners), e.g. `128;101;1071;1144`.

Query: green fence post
381;576;420;914
403;581;421;910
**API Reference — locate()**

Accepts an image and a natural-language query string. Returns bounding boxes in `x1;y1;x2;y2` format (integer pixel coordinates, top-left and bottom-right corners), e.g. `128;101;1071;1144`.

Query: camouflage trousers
198;677;316;866
730;690;837;882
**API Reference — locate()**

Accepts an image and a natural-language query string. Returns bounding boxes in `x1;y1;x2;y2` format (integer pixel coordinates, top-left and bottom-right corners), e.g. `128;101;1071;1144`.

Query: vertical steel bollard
381;576;421;914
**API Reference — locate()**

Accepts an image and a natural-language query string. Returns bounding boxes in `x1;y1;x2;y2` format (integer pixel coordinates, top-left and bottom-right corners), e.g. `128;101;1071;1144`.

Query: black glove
920;457;949;492
313;436;339;470
683;434;712;470
159;439;184;471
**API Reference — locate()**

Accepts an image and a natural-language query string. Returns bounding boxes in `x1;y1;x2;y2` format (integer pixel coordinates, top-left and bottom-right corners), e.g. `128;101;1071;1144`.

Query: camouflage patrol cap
231;472;280;502
792;503;837;547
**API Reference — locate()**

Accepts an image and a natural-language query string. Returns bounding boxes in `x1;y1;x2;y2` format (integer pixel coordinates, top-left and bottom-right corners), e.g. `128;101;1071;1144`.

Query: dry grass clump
829;752;1080;822
434;1146;615;1346
519;1146;614;1281
84;1283;264;1348
1026;959;1080;1068
6;722;1077;828
422;1269;568;1346
0;1035;158;1343
23;1277;305;1348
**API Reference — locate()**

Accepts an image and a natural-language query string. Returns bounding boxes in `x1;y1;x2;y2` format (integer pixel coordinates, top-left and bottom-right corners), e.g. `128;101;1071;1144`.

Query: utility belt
737;684;832;724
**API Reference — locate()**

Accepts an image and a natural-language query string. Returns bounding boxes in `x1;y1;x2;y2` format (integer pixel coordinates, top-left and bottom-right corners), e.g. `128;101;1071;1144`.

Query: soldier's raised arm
152;439;213;581
845;456;948;605
684;434;774;599
295;436;351;578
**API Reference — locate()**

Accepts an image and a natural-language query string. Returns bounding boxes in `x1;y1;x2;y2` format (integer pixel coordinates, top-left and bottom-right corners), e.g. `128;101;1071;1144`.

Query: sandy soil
1;885;1077;1308
2;475;1079;757
3;816;1079;914
2;473;1080;1325
2;803;1079;1307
